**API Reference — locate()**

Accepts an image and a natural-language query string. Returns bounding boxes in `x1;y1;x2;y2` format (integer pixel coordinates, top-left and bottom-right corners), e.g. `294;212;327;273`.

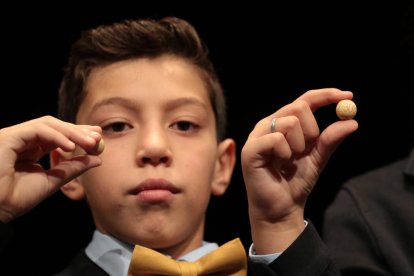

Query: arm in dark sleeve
248;221;341;276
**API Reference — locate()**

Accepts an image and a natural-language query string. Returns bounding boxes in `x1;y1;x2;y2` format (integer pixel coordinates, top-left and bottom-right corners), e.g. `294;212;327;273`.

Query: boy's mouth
130;178;180;202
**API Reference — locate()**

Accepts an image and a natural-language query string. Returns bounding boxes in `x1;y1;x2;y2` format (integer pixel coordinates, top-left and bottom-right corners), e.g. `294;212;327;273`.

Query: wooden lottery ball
336;99;357;120
87;138;105;155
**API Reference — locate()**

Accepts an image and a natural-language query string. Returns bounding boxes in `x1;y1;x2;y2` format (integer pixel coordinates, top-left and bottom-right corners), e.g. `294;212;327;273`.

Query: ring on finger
270;118;277;133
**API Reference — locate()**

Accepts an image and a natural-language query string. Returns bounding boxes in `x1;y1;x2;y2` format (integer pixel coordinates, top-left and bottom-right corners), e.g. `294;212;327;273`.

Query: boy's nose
140;155;170;166
136;128;172;167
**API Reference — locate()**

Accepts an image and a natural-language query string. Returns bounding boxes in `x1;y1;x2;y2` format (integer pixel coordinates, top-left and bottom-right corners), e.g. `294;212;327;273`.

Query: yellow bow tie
127;238;247;276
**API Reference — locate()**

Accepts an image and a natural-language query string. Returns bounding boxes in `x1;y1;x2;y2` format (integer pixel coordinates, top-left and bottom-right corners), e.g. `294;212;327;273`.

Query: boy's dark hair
58;17;227;140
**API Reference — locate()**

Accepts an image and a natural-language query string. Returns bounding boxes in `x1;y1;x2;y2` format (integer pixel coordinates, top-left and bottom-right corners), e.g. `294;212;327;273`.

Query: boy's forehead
76;57;214;120
87;56;200;83
84;57;208;96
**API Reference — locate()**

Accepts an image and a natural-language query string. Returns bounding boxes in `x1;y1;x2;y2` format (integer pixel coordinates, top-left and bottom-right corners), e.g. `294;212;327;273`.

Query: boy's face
65;56;235;256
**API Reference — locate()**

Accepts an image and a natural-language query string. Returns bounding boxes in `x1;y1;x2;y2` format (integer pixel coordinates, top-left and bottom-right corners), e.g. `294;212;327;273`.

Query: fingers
244;132;293;167
247;88;356;161
1;116;102;162
294;88;354;112
248;101;319;160
251;116;307;155
46;154;102;194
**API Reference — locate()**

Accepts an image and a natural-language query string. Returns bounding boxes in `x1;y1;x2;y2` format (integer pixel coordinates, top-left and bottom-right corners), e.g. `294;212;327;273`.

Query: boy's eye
171;121;198;132
102;122;131;133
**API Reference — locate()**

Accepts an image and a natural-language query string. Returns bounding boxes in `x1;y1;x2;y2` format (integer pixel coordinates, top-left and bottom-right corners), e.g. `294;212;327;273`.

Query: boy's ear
50;149;85;201
211;138;236;196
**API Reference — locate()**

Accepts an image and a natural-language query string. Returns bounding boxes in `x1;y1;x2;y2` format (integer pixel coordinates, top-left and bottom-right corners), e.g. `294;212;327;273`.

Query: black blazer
323;148;414;276
54;222;339;276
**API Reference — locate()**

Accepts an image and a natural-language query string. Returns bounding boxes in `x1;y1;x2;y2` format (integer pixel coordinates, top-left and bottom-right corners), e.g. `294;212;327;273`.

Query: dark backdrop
1;3;413;275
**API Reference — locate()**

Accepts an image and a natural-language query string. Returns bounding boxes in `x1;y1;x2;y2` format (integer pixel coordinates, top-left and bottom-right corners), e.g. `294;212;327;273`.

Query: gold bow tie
128;238;247;276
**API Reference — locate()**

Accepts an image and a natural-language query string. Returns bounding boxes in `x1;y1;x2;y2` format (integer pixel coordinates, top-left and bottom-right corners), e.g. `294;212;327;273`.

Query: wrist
250;216;305;254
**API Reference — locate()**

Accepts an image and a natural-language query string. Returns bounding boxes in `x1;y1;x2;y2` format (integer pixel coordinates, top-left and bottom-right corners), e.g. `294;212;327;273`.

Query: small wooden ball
88;138;105;155
336;99;357;120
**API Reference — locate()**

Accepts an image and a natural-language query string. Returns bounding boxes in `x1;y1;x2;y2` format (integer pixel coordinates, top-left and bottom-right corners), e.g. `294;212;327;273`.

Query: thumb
314;119;358;170
46;155;102;196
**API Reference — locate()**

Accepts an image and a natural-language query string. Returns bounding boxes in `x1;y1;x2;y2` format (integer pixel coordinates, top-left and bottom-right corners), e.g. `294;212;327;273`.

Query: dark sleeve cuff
268;220;340;276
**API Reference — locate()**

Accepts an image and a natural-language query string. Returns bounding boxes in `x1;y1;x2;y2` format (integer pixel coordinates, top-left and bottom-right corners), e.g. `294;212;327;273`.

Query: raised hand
241;88;358;253
0;116;103;222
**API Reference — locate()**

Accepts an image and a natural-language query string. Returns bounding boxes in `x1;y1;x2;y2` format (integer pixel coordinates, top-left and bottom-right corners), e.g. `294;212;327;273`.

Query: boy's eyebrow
89;97;138;114
89;96;208;113
164;97;208;112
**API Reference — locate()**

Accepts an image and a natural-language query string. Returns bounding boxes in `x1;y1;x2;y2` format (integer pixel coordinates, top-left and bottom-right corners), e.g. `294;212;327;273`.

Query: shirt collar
178;241;218;261
85;230;218;276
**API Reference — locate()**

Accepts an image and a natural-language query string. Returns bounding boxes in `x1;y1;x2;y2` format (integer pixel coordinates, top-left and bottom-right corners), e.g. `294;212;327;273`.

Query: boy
0;17;358;275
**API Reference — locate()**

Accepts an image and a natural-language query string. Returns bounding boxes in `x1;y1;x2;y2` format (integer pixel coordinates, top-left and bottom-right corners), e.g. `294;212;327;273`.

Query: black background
1;2;414;275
